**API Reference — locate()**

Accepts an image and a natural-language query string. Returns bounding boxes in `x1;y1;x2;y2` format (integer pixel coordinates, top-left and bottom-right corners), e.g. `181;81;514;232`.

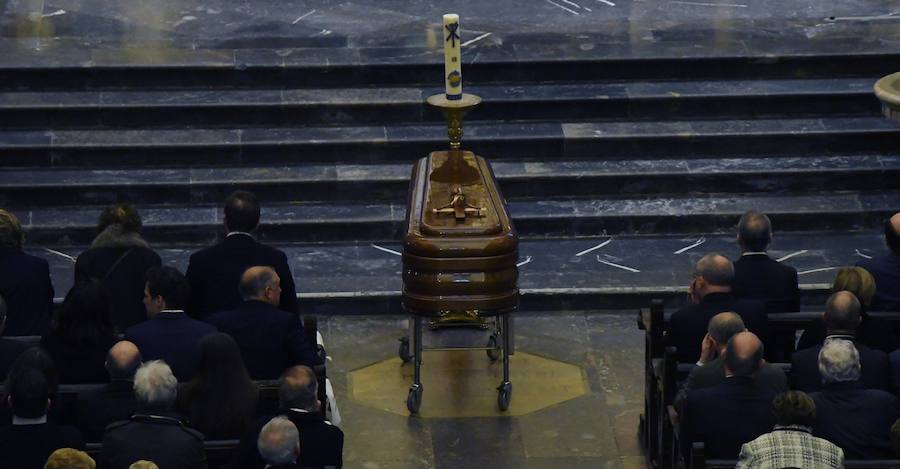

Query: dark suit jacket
76;380;137;442
0;247;53;336
125;312;217;382
101;414;207;469
790;336;890;392
41;333;116;384
207;301;318;379
75;245;161;332
811;381;900;459
857;254;900;312
0;422;84;469
733;253;801;313
681;376;778;459
667;292;769;363
186;233;298;318
0;338;28;378
233;408;344;469
674;358;787;411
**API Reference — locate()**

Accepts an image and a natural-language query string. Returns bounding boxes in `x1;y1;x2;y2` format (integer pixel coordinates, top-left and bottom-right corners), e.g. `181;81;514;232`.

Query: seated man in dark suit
0;209;53;336
0;368;84;468
125;266;216;381
675;312;786;411
791;291;890;392
234;365;344;469
101;360;206;469
258;416;304;469
208;267;318;379
0;294;28;377
681;332;779;460
857;213;900;312
668;253;768;363
186;191;298;319
810;339;900;459
732;211;800;313
76;340;141;442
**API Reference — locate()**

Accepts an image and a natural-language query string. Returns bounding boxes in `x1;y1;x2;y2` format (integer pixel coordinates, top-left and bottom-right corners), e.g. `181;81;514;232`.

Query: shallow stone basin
875;72;900;123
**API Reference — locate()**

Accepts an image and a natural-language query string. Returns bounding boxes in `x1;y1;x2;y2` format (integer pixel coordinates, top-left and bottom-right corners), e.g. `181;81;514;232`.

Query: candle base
427;93;481;150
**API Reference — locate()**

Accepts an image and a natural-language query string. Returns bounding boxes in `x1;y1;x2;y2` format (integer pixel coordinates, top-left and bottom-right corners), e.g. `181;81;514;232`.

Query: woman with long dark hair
176;332;258;439
41;280;116;384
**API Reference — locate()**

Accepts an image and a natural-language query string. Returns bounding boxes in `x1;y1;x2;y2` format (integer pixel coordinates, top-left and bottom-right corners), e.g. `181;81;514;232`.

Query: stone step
0;33;897;89
16;190;899;246
2;116;899;168
34;232;880;313
1;154;898;208
0;78;879;129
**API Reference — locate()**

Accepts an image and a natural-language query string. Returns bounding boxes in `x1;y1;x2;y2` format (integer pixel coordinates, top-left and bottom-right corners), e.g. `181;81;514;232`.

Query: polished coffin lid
402;150;519;315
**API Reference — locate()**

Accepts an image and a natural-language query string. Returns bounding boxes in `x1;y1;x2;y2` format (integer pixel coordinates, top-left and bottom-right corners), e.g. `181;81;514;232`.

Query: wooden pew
85;439;240;468
691;442;900;469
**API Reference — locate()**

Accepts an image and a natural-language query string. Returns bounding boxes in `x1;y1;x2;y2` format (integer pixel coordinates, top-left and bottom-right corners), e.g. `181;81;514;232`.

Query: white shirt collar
161;309;185;313
741;252;768;256
226;231;254;239
288;407;312;414
13;415;47;425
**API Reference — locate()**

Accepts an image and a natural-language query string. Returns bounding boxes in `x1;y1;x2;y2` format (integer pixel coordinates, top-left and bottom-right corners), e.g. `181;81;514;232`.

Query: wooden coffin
402;150;519;317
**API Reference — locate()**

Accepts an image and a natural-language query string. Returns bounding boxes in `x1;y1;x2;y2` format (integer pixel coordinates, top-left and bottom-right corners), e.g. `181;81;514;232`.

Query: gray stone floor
320;312;646;469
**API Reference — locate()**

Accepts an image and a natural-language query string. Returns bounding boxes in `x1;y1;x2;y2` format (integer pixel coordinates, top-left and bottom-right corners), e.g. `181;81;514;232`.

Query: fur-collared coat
74;224;161;331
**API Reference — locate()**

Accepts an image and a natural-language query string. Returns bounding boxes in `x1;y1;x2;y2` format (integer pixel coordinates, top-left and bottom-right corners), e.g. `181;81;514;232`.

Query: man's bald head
239;266;281;305
696;253;735;288
279;365;318;412
824;291;861;332
724;331;764;377
886;213;900;255
707;312;746;345
106;341;142;380
738;211;773;252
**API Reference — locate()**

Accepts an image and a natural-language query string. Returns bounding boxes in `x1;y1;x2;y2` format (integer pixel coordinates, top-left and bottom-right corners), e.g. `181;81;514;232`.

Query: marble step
0;34;897;89
15;191;900;246
1;154;898;208
2;116;899;168
0;78;879;129
34;232;883;313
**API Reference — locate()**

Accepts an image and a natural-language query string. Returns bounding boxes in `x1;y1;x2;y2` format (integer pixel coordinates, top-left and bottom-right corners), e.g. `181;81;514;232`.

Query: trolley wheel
486;334;501;362
407;385;423;414
398;337;412;363
497;382;512;411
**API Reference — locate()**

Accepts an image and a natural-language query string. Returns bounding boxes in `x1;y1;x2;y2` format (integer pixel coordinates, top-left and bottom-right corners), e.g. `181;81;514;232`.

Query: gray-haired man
810;339;900;459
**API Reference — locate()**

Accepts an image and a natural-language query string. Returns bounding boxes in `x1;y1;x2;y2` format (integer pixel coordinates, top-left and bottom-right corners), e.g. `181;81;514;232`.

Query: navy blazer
667;292;769;363
791;336;890;392
233;408;344;469
0;247;53;336
857;254;900;312
681;376;778;459
125;312;217;382
207;300;318;380
811;381;900;459
186;234;298;319
733;253;801;313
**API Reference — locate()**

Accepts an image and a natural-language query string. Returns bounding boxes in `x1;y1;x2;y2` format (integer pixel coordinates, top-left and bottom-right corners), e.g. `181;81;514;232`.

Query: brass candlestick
427;93;482;149
875;72;900;123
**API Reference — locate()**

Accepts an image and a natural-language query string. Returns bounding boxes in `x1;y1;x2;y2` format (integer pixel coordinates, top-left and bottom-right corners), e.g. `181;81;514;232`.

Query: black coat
124;312;217;382
0;247;53;336
186;234;298;318
233;408;344;469
207;301;318;380
811;381;900;459
790;337;890;392
101;414;207;469
674;358;787;412
74;244;161;332
667;292;769;363
40;333;116;384
857;254;900;312
76;380;137;442
681;376;778;459
0;422;84;469
733;253;801;313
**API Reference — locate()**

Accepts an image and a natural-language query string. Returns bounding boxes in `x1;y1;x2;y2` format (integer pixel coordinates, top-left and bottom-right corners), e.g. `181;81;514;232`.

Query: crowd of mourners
0;191;339;469
667;210;900;468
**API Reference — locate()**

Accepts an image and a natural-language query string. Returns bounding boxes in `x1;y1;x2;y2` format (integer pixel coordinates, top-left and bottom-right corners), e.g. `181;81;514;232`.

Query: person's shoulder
860;387;899;402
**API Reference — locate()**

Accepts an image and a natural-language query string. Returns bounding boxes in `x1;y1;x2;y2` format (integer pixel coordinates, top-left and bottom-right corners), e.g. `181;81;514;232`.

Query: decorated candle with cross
443;14;462;100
